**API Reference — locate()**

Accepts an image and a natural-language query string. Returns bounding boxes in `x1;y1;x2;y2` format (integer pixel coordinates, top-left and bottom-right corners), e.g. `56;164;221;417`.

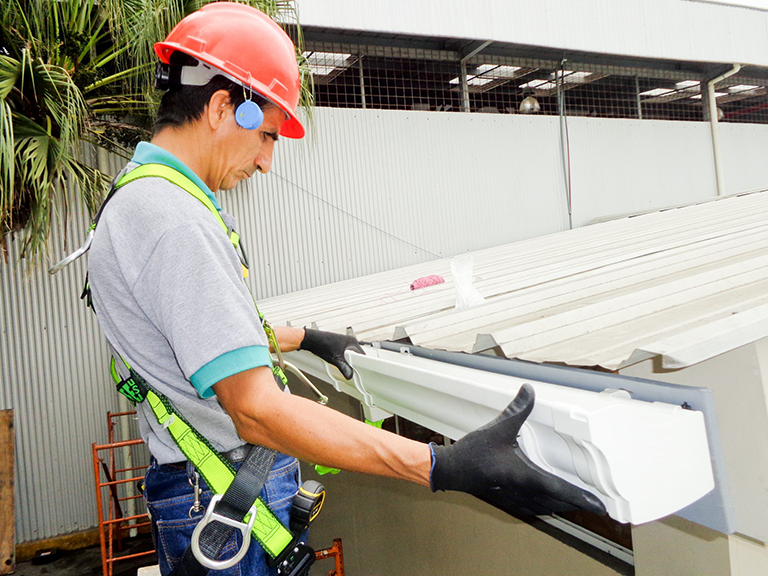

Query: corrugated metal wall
1;107;767;542
0;148;129;542
295;0;768;68
225;109;570;299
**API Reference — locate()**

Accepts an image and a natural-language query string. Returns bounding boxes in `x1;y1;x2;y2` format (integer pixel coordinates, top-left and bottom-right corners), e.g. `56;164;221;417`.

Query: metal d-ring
190;494;257;570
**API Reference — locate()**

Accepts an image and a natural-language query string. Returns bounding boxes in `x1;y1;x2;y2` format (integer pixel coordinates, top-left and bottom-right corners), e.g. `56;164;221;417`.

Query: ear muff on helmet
157;56;264;130
235;100;264;130
155;62;182;91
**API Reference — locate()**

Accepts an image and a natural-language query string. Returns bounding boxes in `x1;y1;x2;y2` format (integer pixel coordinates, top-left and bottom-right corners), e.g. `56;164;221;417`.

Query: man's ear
206;89;233;130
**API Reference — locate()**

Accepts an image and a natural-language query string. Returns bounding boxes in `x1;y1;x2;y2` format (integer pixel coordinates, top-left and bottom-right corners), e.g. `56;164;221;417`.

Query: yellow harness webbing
108;164;294;558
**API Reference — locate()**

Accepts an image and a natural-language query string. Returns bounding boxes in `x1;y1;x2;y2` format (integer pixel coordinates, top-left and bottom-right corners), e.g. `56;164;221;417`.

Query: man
87;3;604;575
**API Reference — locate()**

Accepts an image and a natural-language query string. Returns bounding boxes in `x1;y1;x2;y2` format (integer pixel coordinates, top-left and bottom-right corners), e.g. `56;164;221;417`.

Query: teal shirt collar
131;142;221;211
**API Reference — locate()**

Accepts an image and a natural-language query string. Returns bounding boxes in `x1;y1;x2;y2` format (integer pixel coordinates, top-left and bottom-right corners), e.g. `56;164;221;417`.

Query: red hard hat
154;2;305;139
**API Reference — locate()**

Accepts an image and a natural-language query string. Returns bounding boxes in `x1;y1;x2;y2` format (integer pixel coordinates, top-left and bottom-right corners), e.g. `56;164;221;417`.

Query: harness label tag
117;378;146;404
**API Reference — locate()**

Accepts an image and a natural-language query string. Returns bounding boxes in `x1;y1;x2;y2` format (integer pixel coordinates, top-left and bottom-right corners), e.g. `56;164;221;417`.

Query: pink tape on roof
410;275;445;290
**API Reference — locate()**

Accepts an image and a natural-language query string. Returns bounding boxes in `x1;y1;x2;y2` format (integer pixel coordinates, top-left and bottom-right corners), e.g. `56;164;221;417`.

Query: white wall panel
295;0;768;67
720;123;768;195
3;106;760;543
567;118;718;227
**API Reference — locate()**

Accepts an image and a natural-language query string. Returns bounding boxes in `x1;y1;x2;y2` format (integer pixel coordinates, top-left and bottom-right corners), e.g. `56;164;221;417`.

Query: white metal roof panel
260;190;768;371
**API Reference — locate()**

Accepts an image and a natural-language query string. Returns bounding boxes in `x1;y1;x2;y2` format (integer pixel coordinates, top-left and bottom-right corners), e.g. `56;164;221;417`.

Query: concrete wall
632;516;731;576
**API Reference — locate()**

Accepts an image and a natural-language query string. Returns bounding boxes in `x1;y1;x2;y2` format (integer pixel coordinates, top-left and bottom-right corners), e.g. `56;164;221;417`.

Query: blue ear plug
235;100;264;130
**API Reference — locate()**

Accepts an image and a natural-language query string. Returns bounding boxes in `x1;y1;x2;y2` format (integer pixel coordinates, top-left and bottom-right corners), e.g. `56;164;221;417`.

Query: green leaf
0;56;23;100
0;101;15;215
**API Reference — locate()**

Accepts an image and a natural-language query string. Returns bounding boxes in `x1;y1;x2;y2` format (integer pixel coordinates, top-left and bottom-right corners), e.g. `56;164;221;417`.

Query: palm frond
0;101;15;221
0;56;21;101
1;0;314;265
84;63;152;93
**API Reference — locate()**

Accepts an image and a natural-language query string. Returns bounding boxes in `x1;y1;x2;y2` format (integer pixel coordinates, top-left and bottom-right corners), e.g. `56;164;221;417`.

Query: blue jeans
144;453;301;576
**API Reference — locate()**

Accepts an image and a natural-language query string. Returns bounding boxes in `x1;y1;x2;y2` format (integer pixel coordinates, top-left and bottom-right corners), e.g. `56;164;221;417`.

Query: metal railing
92;411;155;576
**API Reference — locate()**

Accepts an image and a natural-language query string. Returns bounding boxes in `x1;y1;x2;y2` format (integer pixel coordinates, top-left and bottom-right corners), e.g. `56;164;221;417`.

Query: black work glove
299;328;365;380
430;383;606;517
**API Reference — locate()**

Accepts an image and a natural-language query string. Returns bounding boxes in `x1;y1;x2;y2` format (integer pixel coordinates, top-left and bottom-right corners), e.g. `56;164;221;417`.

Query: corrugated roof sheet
260;190;768;371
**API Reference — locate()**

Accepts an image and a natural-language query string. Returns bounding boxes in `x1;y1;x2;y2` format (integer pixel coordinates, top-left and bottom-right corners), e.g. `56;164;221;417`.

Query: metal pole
335;538;345;576
557;63;573;229
314;539;345;576
93;443;109;576
117;411;138;538
460;60;469;112
708;64;741;196
459;40;492;113
358;55;366;109
635;75;643;120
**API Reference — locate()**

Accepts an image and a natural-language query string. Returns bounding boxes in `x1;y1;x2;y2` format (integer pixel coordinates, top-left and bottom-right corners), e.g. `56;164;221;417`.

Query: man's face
217;104;286;191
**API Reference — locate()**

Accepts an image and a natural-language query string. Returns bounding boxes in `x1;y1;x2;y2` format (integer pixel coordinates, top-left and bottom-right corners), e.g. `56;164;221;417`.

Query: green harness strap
111;359;292;558
116;163;241;246
108;164;294;558
115;164;288;388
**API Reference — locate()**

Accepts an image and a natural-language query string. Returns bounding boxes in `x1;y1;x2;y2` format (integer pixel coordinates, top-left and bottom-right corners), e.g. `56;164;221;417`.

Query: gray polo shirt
89;143;275;464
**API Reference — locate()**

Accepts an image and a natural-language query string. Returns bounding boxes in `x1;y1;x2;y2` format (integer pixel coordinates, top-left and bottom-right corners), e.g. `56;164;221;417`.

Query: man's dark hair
154;52;272;134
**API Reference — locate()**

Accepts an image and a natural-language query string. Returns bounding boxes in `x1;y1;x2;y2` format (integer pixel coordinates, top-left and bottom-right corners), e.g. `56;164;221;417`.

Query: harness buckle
190;494;257;570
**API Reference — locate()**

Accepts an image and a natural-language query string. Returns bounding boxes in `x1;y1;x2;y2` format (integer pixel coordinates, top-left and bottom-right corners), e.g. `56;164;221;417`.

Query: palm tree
0;0;312;265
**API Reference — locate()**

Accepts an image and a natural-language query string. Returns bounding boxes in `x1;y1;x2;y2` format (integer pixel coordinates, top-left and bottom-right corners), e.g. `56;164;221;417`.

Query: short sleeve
131;219;271;397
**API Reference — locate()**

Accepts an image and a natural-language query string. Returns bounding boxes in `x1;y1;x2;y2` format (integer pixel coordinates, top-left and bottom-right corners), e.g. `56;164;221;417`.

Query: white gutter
708;64;741;196
289;346;715;526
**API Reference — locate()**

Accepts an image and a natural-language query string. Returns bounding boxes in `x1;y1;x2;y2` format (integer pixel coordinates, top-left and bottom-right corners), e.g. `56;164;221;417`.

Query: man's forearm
271;325;305;353
213;366;431;486
213;365;607;518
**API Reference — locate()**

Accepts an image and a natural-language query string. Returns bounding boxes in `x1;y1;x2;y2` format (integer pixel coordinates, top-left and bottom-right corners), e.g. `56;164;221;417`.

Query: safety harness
80;163;322;574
